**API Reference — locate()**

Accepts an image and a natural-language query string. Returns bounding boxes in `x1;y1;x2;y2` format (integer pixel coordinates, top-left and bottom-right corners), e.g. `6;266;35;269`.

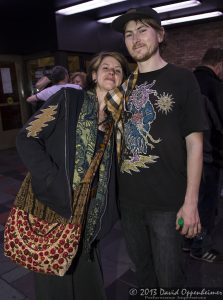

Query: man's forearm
176;132;203;236
185;132;203;205
27;94;38;103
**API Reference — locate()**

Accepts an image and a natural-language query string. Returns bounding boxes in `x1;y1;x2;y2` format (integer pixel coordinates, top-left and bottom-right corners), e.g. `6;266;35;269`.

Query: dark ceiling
0;0;223;55
1;0;223;25
54;0;223;25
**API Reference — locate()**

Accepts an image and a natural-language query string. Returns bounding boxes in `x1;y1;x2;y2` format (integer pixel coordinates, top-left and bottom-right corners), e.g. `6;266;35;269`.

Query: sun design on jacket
154;92;175;114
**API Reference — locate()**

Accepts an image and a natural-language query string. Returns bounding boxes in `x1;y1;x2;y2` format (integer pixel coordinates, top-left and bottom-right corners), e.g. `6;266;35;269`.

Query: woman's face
72;75;83;87
93;56;124;92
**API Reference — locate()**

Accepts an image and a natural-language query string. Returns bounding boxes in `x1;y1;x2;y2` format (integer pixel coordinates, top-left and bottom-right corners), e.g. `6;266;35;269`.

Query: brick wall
162;20;223;71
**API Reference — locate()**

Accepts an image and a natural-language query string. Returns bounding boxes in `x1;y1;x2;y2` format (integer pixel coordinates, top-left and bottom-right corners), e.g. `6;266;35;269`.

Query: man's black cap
112;7;161;33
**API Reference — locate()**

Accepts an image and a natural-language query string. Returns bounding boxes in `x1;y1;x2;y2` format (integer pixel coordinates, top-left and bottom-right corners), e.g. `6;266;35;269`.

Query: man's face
124;20;164;63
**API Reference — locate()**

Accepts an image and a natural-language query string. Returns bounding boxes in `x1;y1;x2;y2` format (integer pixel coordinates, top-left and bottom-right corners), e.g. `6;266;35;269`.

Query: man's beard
130;43;159;63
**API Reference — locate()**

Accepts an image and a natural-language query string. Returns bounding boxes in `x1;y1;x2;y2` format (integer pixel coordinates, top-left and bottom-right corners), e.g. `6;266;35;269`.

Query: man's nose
132;32;140;43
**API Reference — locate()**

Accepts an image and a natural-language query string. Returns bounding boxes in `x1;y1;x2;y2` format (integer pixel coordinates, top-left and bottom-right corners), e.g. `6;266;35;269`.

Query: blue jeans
198;163;220;232
120;206;185;287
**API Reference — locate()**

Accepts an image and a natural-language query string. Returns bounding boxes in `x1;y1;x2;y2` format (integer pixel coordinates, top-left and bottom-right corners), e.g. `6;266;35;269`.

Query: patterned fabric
4;206;81;277
72;91;98;190
121;80;175;174
73;90;114;252
16;90;114;238
105;69;138;160
14;89;114;256
15;173;69;224
4;90;115;276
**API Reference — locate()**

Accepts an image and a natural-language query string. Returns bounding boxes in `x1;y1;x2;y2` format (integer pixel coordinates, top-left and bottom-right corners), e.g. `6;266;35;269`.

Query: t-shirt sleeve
36;86;58;101
36;88;51;101
180;72;209;137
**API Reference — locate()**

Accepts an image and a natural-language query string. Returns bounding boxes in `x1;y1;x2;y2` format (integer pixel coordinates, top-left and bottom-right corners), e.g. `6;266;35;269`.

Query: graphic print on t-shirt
121;80;175;174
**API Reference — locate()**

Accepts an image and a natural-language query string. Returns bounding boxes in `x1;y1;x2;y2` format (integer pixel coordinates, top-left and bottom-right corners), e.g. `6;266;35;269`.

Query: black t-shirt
119;63;207;211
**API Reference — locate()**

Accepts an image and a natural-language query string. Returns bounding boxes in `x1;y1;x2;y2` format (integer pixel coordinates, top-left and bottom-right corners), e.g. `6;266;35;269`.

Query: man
106;7;207;287
183;48;223;262
27;65;81;104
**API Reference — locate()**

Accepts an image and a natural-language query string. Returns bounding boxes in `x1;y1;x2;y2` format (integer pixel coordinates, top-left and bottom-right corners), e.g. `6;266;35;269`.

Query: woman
70;71;87;88
16;52;129;300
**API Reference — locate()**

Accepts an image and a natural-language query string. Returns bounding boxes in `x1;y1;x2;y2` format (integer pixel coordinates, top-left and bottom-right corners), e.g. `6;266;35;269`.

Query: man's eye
125;33;132;38
139;28;147;33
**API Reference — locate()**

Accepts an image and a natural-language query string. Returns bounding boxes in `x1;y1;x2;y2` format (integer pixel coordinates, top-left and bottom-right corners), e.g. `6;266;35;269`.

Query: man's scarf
105;68;138;161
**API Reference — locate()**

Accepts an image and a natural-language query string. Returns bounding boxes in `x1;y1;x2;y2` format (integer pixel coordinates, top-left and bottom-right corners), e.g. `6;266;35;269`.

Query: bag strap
71;121;113;223
82;122;113;184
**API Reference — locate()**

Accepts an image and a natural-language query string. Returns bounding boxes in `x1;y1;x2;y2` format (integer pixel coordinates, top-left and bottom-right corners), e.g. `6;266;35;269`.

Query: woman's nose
108;68;115;75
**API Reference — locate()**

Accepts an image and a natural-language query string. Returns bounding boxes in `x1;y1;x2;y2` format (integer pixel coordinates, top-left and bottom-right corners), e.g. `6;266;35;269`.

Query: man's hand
176;132;203;238
26;95;38;104
176;203;201;238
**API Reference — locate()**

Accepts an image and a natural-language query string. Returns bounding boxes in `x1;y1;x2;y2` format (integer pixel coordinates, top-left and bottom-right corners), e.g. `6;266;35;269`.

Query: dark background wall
163;19;223;69
0;1;57;55
56;14;126;54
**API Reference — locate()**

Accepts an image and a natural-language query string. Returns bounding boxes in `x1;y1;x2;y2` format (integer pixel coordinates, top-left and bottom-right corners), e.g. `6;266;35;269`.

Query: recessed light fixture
98;15;121;23
98;0;201;23
161;11;223;25
56;0;127;16
154;0;201;14
98;10;223;25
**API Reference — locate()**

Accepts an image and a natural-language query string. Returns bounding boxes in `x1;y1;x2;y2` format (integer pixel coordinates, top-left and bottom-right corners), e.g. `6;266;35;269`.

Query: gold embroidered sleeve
26;105;58;138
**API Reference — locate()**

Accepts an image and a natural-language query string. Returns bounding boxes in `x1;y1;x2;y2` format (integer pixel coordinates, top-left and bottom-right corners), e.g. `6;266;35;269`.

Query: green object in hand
178;217;184;227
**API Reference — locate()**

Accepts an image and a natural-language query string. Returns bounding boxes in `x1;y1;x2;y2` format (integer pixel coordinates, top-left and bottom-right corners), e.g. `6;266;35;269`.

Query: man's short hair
51;66;68;84
202;48;223;66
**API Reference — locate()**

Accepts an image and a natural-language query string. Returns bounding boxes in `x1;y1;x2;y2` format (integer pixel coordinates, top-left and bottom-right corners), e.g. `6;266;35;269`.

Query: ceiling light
98;0;201;23
162;11;223;25
56;0;127;15
154;0;201;14
98;10;223;25
98;15;121;23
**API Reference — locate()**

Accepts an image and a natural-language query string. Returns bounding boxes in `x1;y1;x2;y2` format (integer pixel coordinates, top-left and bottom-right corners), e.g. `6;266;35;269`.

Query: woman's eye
115;70;121;74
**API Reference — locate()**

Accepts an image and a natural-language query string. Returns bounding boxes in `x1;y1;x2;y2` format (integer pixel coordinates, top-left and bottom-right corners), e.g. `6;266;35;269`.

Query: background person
26;65;81;104
34;71;53;110
70;71;87;88
35;74;52;92
183;48;223;263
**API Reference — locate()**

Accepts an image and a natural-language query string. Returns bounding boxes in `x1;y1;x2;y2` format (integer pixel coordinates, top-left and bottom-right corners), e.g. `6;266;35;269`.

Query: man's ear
158;27;165;43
